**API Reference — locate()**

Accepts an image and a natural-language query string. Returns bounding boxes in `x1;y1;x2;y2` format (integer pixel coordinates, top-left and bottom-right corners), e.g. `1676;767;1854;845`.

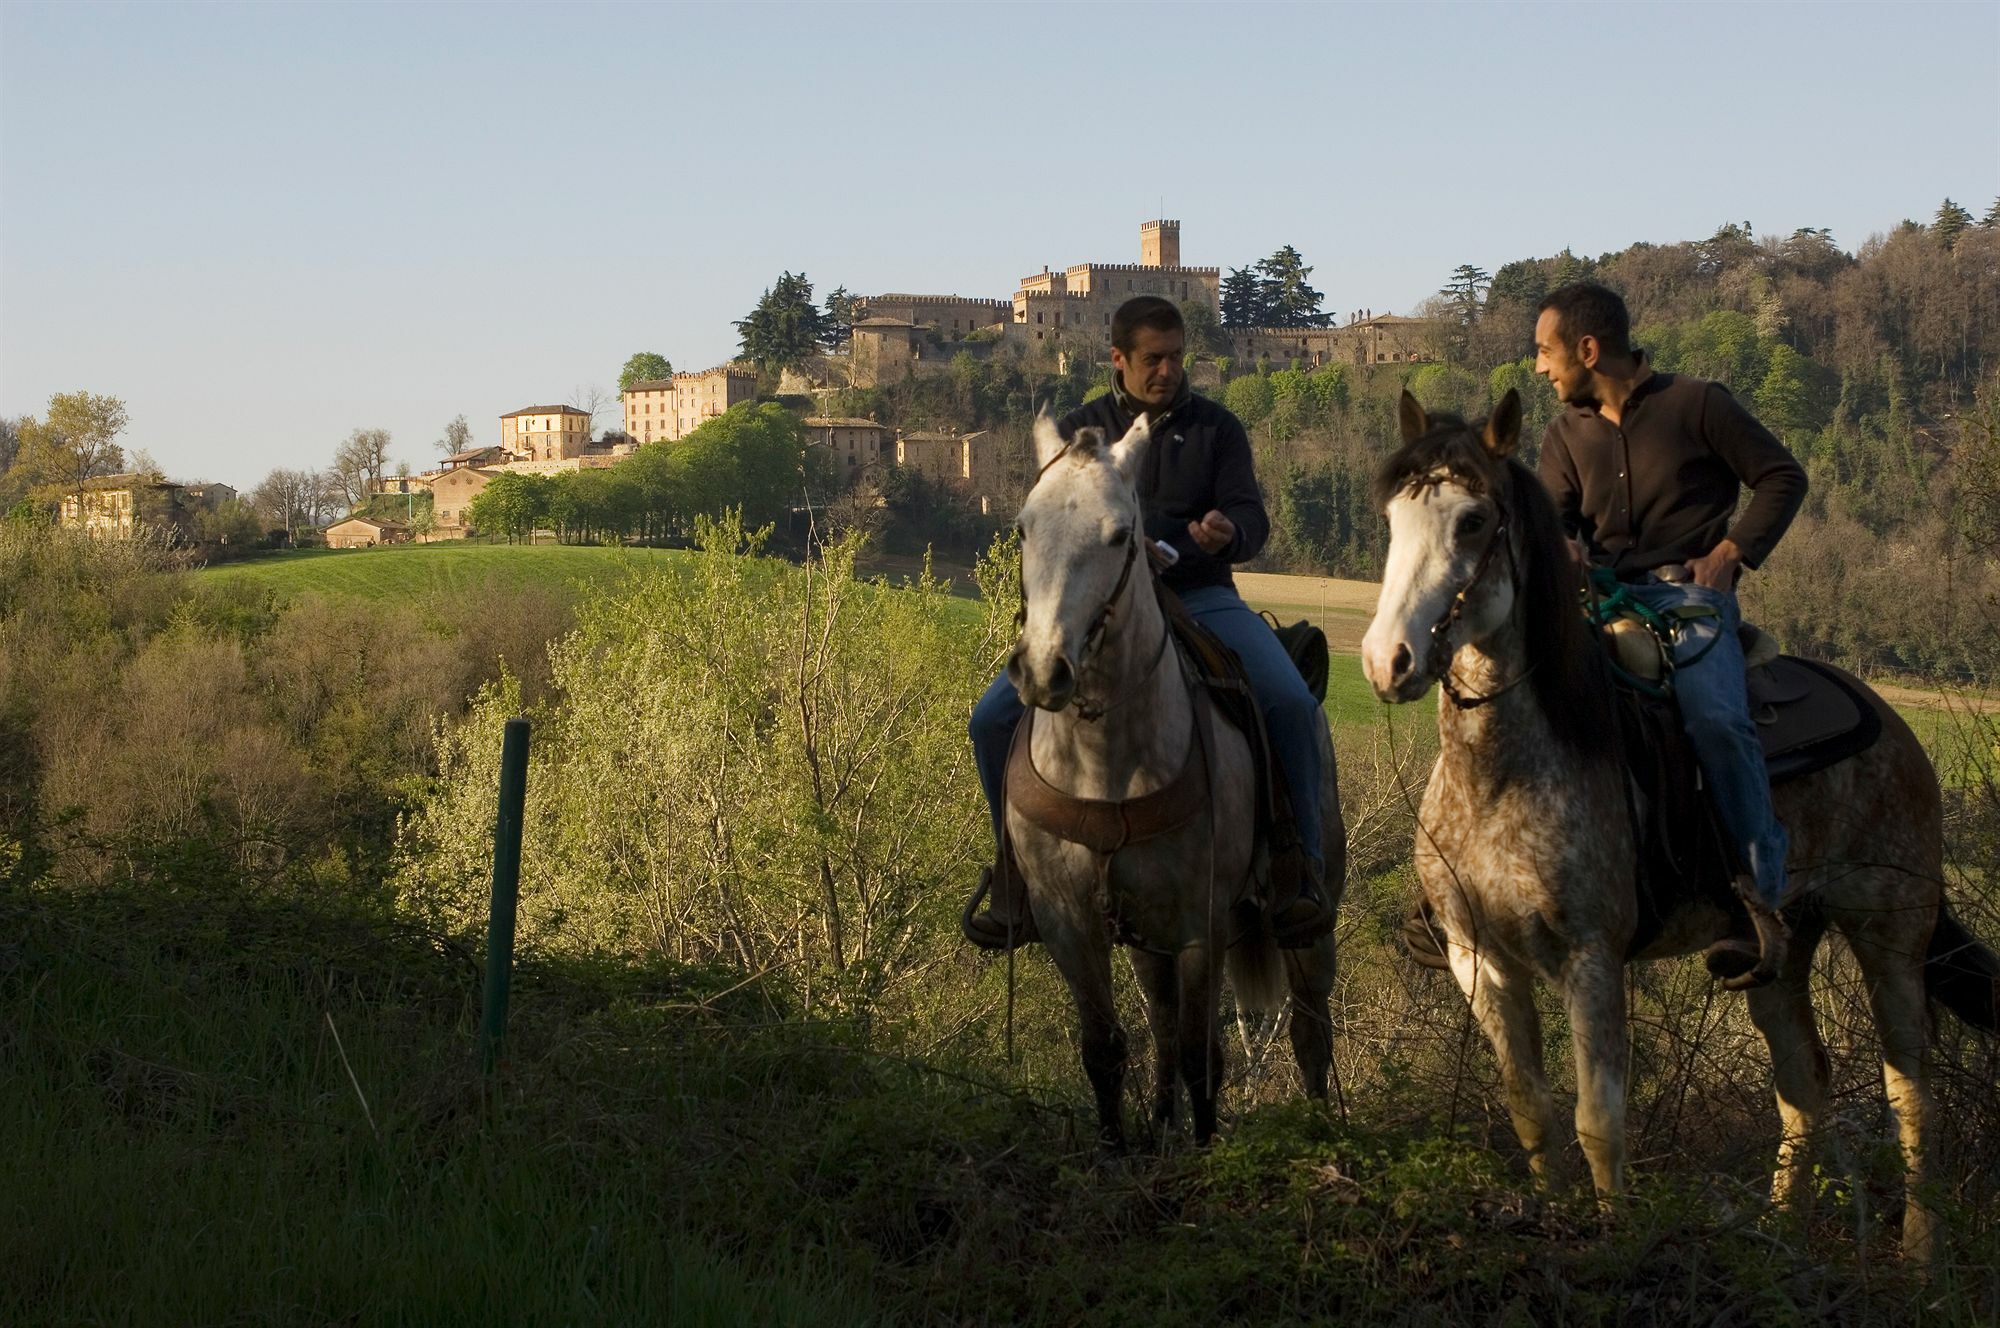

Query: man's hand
1688;538;1744;590
1187;510;1236;556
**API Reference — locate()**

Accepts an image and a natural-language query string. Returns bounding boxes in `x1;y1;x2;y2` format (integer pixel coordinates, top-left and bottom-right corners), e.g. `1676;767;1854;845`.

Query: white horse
1006;412;1342;1148
1360;389;1999;1262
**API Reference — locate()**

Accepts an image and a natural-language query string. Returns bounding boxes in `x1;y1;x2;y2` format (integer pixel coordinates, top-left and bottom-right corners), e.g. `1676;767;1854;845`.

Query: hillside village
56;221;1438;548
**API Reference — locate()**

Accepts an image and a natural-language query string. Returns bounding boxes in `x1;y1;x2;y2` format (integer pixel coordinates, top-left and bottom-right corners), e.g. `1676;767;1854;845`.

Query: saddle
1603;611;1884;957
1158;590;1310;894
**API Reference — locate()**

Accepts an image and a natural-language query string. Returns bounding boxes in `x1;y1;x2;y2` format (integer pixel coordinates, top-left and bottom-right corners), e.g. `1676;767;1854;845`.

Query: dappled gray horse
1360;389;1999;1263
1006;413;1341;1148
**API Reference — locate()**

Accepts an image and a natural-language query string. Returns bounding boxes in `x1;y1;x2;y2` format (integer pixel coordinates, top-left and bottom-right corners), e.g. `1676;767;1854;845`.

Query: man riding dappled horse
962;295;1334;952
1400;281;1808;984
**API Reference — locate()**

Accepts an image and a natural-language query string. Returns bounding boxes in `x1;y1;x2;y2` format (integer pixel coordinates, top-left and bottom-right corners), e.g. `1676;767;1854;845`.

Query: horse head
1361;389;1525;703
1007;412;1154;711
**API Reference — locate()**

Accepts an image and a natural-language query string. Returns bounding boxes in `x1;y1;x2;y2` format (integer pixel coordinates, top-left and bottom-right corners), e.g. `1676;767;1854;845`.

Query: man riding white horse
963;295;1333;950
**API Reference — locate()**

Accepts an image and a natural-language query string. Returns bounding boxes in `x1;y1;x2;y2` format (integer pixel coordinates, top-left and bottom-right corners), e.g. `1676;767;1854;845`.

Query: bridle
1413;475;1536;710
1015;439;1174;722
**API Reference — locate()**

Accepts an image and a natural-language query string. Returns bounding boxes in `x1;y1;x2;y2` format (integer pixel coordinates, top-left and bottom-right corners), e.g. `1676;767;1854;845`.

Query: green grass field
195;542;698;602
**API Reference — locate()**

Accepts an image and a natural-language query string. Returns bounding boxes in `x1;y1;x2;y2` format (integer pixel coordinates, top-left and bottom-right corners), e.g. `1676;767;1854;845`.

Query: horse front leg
1128;950;1181;1135
1178;943;1224;1144
1562;945;1630;1197
1047;927;1128;1154
1448;941;1558;1181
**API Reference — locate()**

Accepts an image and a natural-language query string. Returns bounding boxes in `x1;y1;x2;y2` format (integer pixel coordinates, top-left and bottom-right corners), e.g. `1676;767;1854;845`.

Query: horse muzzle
1006;641;1077;712
1361;635;1432;704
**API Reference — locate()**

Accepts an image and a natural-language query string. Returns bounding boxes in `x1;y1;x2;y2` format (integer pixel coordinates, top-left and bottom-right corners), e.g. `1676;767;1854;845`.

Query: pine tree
1935;198;1974;250
1439;264;1492;325
1257;246;1330;327
735;272;829;371
1220;266;1269;328
1982;197;2000;229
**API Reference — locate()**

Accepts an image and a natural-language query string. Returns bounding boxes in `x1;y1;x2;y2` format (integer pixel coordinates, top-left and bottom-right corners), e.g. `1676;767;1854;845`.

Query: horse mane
1373;411;1613;756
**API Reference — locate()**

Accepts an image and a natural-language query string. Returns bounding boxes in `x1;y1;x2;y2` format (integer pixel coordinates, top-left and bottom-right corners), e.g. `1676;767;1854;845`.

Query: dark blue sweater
1058;385;1269;595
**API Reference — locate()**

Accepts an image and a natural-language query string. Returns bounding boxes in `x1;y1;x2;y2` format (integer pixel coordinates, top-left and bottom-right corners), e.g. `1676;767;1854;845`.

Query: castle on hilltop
835;220;1435;388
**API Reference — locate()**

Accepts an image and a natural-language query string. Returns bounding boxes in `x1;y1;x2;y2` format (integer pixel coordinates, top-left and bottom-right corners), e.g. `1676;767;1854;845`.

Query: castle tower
1140;219;1180;268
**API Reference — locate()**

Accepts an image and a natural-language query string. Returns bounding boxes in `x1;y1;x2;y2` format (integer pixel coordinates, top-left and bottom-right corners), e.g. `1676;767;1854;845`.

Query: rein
1422;496;1536;710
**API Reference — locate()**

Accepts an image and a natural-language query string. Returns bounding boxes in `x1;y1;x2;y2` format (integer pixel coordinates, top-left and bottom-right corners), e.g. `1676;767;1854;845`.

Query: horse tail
1226;921;1288;1015
1925;905;2000;1034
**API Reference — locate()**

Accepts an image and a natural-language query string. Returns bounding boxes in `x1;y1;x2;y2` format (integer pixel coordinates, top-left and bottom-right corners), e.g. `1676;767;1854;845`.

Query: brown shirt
1538;371;1806;575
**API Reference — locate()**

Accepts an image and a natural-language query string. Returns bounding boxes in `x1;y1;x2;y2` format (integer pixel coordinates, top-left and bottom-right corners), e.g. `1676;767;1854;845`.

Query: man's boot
1705;875;1789;991
961;860;1039;952
1270;852;1334;948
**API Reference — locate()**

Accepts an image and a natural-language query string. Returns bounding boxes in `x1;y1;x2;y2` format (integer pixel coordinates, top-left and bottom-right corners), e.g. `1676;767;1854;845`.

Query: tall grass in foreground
5;518;1999;1322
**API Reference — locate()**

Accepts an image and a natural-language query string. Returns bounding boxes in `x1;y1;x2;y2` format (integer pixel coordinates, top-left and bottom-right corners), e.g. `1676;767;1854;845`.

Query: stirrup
961;865;1038;952
1270;862;1334;949
1710;877;1788;992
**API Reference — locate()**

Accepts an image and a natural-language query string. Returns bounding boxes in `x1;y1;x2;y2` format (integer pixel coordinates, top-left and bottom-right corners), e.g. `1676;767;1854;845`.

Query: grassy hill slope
195;543;698;602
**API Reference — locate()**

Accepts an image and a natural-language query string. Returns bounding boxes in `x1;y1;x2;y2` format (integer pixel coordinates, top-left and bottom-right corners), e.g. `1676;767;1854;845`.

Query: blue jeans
970;584;1326;866
1629;580;1789;909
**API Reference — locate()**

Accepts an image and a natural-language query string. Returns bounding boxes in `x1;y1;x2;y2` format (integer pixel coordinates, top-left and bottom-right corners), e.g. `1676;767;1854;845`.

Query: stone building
1011;220;1222;345
325;515;412;549
58;474;243;540
430;465;501;537
500;405;593;462
621;365;759;444
58;475;192;539
803;416;893;477
854;294;1012;336
1226;314;1438;369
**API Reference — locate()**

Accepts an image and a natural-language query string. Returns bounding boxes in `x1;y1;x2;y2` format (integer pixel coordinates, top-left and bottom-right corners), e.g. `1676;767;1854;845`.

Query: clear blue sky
2;0;1995;490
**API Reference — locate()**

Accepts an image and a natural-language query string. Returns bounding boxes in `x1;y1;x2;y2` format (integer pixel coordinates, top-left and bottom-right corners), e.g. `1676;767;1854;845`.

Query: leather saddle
1609;625;1884;957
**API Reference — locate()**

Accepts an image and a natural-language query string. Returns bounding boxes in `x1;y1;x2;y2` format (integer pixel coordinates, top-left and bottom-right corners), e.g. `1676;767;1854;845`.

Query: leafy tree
1934;198;1974;250
1257;245;1330;327
1222;372;1274;426
19;392;128;512
1753;342;1824;443
619;352;674;392
672;403;823;529
1180;297;1229;358
1487;260;1549;310
736;272;830;371
466;471;552;543
435;414;474;457
1220;266;1269;328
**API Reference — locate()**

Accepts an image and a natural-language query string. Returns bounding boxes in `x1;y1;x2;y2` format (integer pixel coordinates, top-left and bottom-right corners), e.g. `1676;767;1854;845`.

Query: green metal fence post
480;716;530;1075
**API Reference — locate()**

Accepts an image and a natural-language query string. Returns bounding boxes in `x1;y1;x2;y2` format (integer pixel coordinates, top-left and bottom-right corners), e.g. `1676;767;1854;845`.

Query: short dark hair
1111;295;1184;353
1537;282;1633;358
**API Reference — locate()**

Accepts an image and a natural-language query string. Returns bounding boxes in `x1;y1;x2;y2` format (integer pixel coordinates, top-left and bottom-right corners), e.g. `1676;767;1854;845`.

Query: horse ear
1033;411;1067;470
1106;414;1153;485
1482;389;1523;459
1398;390;1429;443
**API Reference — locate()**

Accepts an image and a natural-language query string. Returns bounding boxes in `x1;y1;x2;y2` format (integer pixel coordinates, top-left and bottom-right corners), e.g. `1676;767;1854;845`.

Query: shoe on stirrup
961;864;1039;952
1271;856;1335;948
